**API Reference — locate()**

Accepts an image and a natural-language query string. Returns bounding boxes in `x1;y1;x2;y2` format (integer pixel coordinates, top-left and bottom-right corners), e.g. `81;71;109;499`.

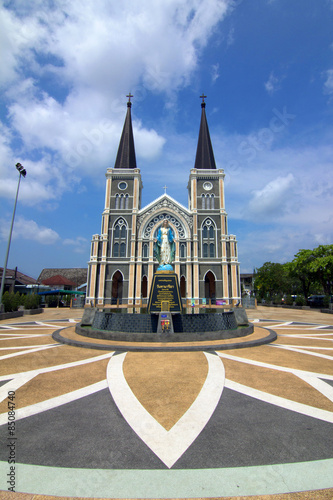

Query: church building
86;96;241;307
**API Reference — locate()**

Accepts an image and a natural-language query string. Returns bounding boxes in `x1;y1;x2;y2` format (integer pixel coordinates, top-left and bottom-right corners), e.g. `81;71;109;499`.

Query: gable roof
0;267;38;285
37;268;87;287
41;274;77;286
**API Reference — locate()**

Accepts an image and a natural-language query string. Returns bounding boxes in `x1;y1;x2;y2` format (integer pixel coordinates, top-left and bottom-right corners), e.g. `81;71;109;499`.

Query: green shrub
323;296;330;308
2;291;13;312
272;295;283;305
295;295;305;306
285;295;294;306
24;293;40;309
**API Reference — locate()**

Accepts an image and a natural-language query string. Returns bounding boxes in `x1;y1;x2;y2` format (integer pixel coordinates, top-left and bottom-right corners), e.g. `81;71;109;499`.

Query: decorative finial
126;93;133;107
200;93;207;108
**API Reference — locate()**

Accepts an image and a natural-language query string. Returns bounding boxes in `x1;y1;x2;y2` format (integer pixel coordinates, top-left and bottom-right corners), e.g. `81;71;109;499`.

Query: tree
254;262;290;300
289;249;316;299
310;245;333;295
290;245;333;297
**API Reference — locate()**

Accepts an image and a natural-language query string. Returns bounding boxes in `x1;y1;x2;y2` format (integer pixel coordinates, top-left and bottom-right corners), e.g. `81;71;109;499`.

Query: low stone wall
0;310;24;321
76;307;253;343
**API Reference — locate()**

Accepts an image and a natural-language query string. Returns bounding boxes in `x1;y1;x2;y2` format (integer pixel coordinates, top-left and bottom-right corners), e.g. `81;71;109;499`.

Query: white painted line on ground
0;374;37;403
217;351;333;380
107;351;225;468
0;351;115;381
264;322;293;328
225;379;333;423
0;344;61;361
278;333;333;339
0;344;58;351
272;344;333;360
0;380;109;425
297;374;333;404
274;344;333;350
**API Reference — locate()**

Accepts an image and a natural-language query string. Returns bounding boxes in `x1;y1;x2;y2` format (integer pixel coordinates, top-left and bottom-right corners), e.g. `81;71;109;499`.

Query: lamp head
16;163;27;177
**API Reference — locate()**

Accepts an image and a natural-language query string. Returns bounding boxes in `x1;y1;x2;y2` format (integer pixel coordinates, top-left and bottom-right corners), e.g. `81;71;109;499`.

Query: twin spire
114;93;216;170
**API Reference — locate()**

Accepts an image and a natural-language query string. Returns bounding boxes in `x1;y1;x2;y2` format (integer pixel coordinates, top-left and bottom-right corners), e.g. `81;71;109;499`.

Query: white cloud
63;236;89;254
323;69;333;96
264;71;283;95
0;216;60;244
0;0;233;206
247;173;295;217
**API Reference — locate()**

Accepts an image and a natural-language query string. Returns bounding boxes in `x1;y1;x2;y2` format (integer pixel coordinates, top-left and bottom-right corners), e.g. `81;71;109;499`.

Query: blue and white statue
154;219;175;271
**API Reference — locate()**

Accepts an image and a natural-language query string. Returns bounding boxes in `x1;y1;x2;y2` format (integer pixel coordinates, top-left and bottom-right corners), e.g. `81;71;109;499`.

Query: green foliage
2;291;22;312
295;295;306;306
254;245;333;305
285;295;294;306
254;262;290;300
24;293;40;310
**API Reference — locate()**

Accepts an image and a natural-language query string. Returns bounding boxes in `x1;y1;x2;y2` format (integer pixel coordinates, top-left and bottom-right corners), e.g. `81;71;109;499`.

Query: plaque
148;272;182;314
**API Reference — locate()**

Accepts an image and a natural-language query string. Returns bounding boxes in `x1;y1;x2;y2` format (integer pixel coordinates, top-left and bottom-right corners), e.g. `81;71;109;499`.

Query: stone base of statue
147;271;182;314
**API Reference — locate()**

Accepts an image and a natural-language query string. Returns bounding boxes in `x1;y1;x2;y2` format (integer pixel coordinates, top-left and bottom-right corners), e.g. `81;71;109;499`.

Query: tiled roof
41;274;77;286
0;267;38;285
37;268;87;287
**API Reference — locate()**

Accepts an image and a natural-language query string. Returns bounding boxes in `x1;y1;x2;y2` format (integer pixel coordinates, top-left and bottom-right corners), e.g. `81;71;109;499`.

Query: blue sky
0;0;332;279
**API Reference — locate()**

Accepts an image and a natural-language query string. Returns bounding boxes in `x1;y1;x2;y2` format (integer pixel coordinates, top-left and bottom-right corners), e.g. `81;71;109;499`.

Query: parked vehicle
307;295;325;308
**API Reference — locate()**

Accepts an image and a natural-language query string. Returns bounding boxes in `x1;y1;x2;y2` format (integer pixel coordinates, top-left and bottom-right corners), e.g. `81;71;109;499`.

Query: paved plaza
0;306;332;500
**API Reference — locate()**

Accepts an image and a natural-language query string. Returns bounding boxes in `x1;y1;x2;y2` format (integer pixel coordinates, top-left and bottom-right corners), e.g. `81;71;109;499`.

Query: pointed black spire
114;94;137;169
194;94;216;170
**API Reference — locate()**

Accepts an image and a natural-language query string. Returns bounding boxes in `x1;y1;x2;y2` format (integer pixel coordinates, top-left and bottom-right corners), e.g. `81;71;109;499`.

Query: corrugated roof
37;268;87;287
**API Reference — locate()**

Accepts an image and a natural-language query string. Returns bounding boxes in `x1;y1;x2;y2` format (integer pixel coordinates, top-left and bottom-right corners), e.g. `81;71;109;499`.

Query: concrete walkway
0;306;332;499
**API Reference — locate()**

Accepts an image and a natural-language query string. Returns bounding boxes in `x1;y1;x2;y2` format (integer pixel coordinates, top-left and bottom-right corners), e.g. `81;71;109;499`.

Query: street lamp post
0;163;27;313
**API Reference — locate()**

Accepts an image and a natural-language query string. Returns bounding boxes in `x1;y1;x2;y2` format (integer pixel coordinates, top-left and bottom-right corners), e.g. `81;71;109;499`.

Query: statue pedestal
148;272;182;314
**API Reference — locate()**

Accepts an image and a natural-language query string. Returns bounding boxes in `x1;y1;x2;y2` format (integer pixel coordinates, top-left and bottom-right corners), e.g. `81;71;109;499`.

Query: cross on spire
200;93;207;103
126;93;133;107
163;185;168;194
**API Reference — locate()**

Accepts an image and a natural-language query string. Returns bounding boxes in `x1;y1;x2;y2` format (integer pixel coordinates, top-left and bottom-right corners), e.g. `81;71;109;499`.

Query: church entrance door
112;271;123;303
205;271;216;301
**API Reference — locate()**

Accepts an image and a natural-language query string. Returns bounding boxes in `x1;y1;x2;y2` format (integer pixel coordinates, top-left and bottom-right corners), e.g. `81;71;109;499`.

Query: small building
240;273;255;295
0;267;38;295
37;268;87;291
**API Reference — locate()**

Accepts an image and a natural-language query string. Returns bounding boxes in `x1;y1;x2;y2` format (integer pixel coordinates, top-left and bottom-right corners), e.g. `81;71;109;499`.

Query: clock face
118;181;127;190
203;181;213;191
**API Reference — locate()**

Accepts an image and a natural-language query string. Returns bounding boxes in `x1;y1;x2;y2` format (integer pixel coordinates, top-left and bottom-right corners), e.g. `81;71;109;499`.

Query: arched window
201;194;205;209
180;243;186;258
115;194;120;209
202;219;216;258
125;193;129;209
112;219;128;257
143;243;148;258
210;194;215;209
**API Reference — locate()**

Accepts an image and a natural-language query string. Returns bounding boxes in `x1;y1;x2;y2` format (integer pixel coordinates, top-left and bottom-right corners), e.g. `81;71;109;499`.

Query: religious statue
154;219;175;271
